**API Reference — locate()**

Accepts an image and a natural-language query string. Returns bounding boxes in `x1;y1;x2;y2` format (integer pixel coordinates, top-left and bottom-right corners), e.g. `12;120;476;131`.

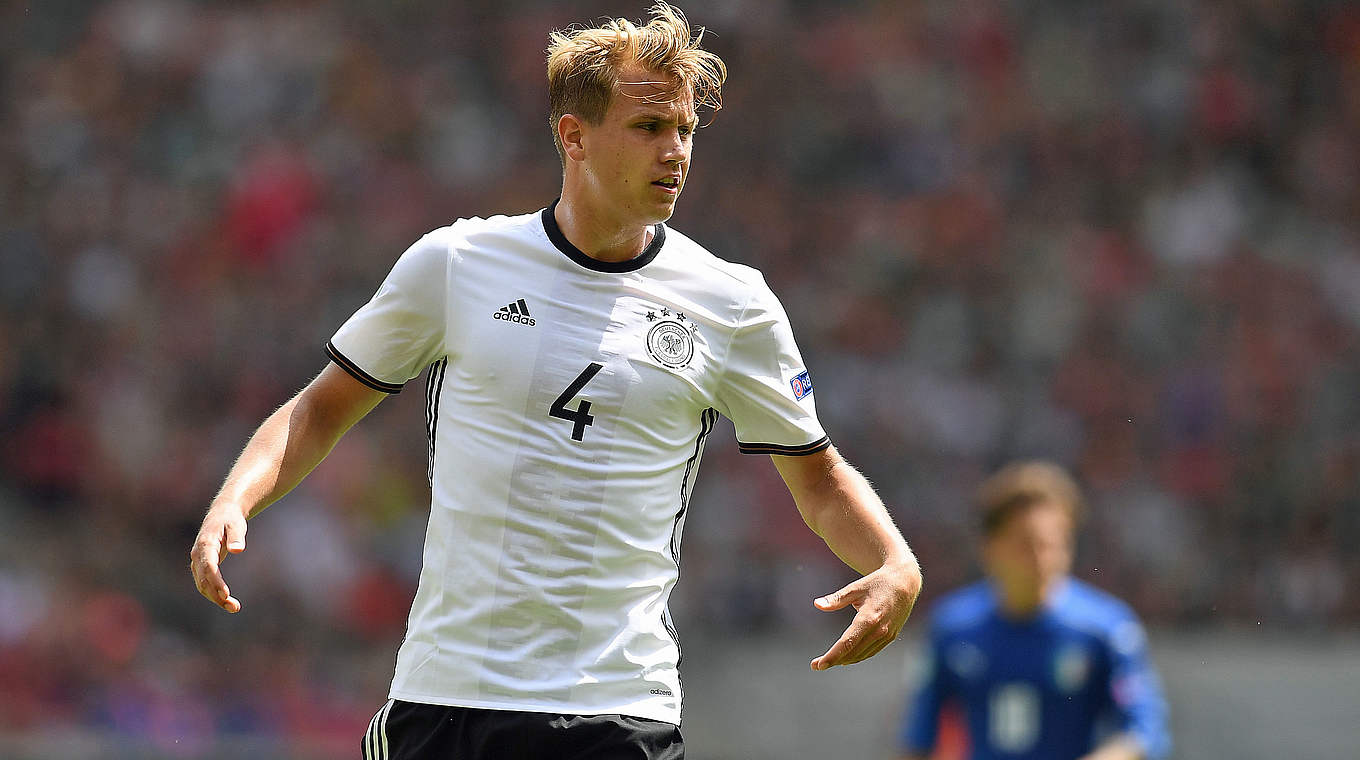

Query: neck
995;577;1061;619
554;192;653;263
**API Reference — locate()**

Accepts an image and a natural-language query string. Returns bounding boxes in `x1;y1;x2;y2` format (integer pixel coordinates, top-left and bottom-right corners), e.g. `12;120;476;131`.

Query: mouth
651;175;681;194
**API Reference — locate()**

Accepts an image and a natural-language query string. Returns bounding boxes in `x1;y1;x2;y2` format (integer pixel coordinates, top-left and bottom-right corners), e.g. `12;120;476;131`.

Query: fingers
224;516;247;554
810;627;857;671
810;619;896;670
190;512;246;613
813;578;865;612
811;611;896;670
811;572;913;670
858;632;895;662
811;580;870;669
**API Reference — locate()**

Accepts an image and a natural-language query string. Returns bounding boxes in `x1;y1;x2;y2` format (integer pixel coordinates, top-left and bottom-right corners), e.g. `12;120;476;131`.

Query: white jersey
327;203;827;725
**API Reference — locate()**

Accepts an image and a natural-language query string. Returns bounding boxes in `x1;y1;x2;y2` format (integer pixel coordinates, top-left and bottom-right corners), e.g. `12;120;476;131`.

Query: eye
638;122;657;132
679;124;694;137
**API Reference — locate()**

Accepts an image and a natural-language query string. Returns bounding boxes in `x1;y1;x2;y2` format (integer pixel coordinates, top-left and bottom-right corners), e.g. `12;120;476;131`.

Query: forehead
992;500;1073;540
610;66;696;120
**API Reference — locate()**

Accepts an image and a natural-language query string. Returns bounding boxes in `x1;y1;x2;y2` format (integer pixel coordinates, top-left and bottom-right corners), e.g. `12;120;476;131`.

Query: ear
558;114;586;162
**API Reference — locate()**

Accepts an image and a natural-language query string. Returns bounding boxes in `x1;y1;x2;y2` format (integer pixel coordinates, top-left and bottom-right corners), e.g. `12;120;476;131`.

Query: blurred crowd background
2;0;1358;755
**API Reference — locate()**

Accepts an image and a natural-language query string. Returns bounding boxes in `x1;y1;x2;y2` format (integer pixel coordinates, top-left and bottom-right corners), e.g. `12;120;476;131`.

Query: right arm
189;363;387;612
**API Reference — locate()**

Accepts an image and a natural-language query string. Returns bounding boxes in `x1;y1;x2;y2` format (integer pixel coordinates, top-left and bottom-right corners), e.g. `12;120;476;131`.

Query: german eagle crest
644;307;697;369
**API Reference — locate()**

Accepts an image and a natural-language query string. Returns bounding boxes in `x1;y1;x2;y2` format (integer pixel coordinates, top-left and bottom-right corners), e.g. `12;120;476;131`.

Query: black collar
541;199;666;273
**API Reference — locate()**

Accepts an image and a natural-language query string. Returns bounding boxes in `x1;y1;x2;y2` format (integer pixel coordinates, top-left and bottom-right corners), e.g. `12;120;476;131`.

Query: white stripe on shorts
379;699;392;759
365;700;393;759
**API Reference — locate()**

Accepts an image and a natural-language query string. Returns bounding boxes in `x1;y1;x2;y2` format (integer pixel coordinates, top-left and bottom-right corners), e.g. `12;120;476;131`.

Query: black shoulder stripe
737;436;832;456
326;342;405;394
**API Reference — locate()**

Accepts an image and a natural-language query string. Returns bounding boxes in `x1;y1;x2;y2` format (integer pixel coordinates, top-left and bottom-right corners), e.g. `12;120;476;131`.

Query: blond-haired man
898;462;1169;760
190;4;921;757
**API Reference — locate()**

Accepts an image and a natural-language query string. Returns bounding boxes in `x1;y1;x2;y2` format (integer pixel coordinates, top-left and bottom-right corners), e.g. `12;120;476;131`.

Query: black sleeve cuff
737;436;831;456
325;341;405;394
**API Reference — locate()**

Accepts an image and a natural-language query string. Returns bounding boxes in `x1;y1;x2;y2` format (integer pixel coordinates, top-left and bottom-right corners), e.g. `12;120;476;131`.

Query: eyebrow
633;111;699;126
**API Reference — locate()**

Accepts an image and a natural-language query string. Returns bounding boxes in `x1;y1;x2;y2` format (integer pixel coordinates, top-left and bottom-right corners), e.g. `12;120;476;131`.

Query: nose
661;128;687;165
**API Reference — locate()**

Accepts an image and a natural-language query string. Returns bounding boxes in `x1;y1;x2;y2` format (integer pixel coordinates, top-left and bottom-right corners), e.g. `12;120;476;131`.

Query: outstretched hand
811;559;921;671
190;505;248;613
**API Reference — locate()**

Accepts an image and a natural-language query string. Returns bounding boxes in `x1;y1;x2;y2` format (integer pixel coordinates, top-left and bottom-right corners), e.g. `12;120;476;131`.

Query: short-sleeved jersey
899;579;1170;760
327;203;828;725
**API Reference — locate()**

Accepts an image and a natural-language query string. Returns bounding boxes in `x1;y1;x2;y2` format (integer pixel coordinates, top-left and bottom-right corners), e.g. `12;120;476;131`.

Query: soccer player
188;4;922;758
897;462;1170;760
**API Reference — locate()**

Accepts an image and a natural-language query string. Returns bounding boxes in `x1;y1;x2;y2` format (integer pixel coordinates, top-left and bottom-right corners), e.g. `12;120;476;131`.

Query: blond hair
977;461;1084;537
546;2;727;163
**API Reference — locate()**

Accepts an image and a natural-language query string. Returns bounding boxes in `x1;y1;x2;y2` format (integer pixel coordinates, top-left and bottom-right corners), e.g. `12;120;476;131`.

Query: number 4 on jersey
550;363;604;441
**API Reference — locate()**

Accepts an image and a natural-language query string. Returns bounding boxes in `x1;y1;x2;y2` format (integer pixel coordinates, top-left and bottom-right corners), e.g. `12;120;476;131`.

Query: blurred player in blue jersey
898;462;1169;760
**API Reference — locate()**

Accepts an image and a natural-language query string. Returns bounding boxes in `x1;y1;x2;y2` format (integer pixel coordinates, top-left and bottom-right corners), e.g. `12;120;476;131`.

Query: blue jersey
899;579;1170;760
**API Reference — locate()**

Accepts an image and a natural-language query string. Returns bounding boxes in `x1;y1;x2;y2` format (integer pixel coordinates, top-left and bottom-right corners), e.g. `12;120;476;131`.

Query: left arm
772;445;923;670
1084;615;1170;760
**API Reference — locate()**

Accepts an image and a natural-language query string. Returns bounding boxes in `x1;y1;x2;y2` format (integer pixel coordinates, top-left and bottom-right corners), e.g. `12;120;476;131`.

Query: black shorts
361;700;685;760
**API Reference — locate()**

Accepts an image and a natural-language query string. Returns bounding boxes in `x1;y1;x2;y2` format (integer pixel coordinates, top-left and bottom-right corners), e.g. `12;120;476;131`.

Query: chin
636;204;675;226
623;192;679;226
654;197;680;221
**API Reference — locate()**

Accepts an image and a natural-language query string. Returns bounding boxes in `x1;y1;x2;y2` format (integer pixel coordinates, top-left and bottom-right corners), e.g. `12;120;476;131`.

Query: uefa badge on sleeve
790;370;813;400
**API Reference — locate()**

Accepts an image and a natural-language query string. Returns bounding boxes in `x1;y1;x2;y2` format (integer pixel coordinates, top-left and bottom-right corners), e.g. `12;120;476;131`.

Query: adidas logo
493;298;536;326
